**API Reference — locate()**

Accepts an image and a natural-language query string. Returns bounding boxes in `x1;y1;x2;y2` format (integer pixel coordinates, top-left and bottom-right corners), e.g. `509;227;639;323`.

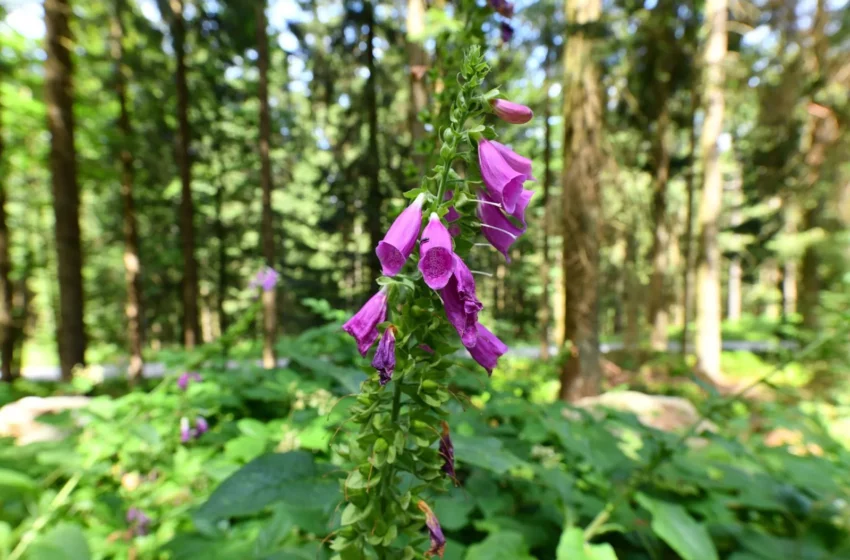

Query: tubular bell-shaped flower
418;501;447;558
490;99;533;124
371;326;397;385
195;417;209;436
376;193;426;276
466;323;508;375
510;188;534;228
419;213;455;290
179;417;192;443
343;287;389;356
478;191;525;260
439;421;456;481
478;138;525;213
490;140;535;183
440;255;483;347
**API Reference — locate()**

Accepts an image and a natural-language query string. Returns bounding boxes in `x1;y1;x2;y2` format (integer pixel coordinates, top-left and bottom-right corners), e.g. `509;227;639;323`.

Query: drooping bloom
177;371;202;391
491;140;536;183
478;139;525;213
250;266;280;292
419;213;455;290
478;191;525;260
500;21;514;43
439;421;456;481
376;193;426;276
195;417;209;436
490;99;533;125
418;500;446;558
127;507;151;537
371;326;397;386
179;417;192;443
510;188;534;228
488;0;514;17
466;323;508;375
440;255;483;347
343;287;389;356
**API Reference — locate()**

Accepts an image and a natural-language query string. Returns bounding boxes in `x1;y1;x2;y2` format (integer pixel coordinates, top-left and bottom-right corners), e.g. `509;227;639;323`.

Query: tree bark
45;0;86;380
694;0;727;383
726;173;742;321
168;0;200;348
364;1;383;283
111;0;144;382
256;0;277;369
0;87;14;382
559;0;603;401
406;0;428;174
539;47;553;361
681;87;699;356
624;230;640;351
648;104;671;351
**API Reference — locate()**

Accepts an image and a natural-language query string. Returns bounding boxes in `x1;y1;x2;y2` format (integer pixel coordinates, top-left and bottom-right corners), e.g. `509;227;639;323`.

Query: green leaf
452;434;525;475
556;526;618;560
28;523;90;560
224;435;266;463
464;531;534;560
0;468;38;494
194;452;338;525
289;355;366;394
433;490;476;531
636;494;719;560
253;503;295;555
340;501;373;526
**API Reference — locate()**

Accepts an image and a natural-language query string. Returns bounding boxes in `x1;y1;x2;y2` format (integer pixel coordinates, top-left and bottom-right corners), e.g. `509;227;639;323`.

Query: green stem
9;473;81;560
433;110;470;212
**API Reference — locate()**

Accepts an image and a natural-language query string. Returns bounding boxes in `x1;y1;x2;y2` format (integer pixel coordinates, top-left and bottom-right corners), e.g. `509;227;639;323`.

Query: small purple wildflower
195;416;209;436
371;326;397;386
180;417;192;443
250;266;280;292
418;500;446;558
177;371;202;391
127;507;151;536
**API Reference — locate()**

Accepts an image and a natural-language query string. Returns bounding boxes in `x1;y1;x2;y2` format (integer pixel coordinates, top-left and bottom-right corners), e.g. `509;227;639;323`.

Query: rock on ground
0;396;90;445
572;390;716;434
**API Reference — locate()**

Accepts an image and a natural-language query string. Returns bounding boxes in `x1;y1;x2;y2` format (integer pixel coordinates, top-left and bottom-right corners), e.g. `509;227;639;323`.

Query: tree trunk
681;87;699;356
169;0;200;348
781;200;798;320
726;173;742;321
45;0;86;380
694;0;727;383
624;230;640;351
111;0;144;382
559;0;603;401
539;49;553;361
761;258;780;319
363;2;383;284
256;0;277;369
214;181;228;334
406;0;428;174
0;88;14;382
648;104;671;351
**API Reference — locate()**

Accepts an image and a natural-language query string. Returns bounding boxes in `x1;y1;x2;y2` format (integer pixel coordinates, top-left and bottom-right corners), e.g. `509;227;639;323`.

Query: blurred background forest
0;0;849;558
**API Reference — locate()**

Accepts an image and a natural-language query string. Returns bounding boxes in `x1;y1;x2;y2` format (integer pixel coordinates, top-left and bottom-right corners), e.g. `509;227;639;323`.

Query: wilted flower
500;21;514;43
488;0;514;17
439;421;456;482
343;287;389;356
180;417;192;443
477;191;525;260
177;371;202;391
418;344;435;354
490;98;532;124
376;193;426;276
371;326;397;386
126;507;151;537
250;266;280;292
195;416;209;436
419;213;455;290
478;139;524;213
440;255;483;347
465;323;508;375
418;500;446;558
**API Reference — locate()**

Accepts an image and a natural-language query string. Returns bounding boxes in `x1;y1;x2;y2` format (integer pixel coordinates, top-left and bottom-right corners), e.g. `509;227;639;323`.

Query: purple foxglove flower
195;416;209;436
343;287;389;356
439;421;456;481
444;191;461;223
439;255;483;347
465;323;508;375
418;500;446;558
250;266;280;292
127;507;151;537
371;326;396;386
177;371;202;391
478;138;525;213
510;188;534;228
180;417;192;443
419;213;455;290
478;191;525;261
490;99;533;124
500;21;514;43
491;140;536;182
376;193;426;276
488;0;514;17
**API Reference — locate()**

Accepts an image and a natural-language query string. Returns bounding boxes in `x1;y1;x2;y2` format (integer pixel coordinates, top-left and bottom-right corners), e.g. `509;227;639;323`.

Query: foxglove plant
334;47;533;559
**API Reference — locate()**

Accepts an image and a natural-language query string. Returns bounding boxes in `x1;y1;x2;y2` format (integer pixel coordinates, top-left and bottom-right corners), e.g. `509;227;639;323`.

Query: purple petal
478;139;524;213
439;256;482;347
371;327;396;385
510;188;534;228
376;193;425;276
439;421;455;480
490;99;533;124
418;214;455;290
418;501;446;558
490;140;535;182
342;288;389;356
477;191;525;260
465;323;508;375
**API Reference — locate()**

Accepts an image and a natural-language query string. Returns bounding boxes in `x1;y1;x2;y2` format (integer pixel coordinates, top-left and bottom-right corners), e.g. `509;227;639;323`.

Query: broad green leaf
224;435;267;463
28;523;90;560
0;468;38;493
452;434;525;475
433;490;476;531
636;494;719;560
253;503;295;555
289;355;366;394
194;452;338;525
556;526;618;560
464;531;534;560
